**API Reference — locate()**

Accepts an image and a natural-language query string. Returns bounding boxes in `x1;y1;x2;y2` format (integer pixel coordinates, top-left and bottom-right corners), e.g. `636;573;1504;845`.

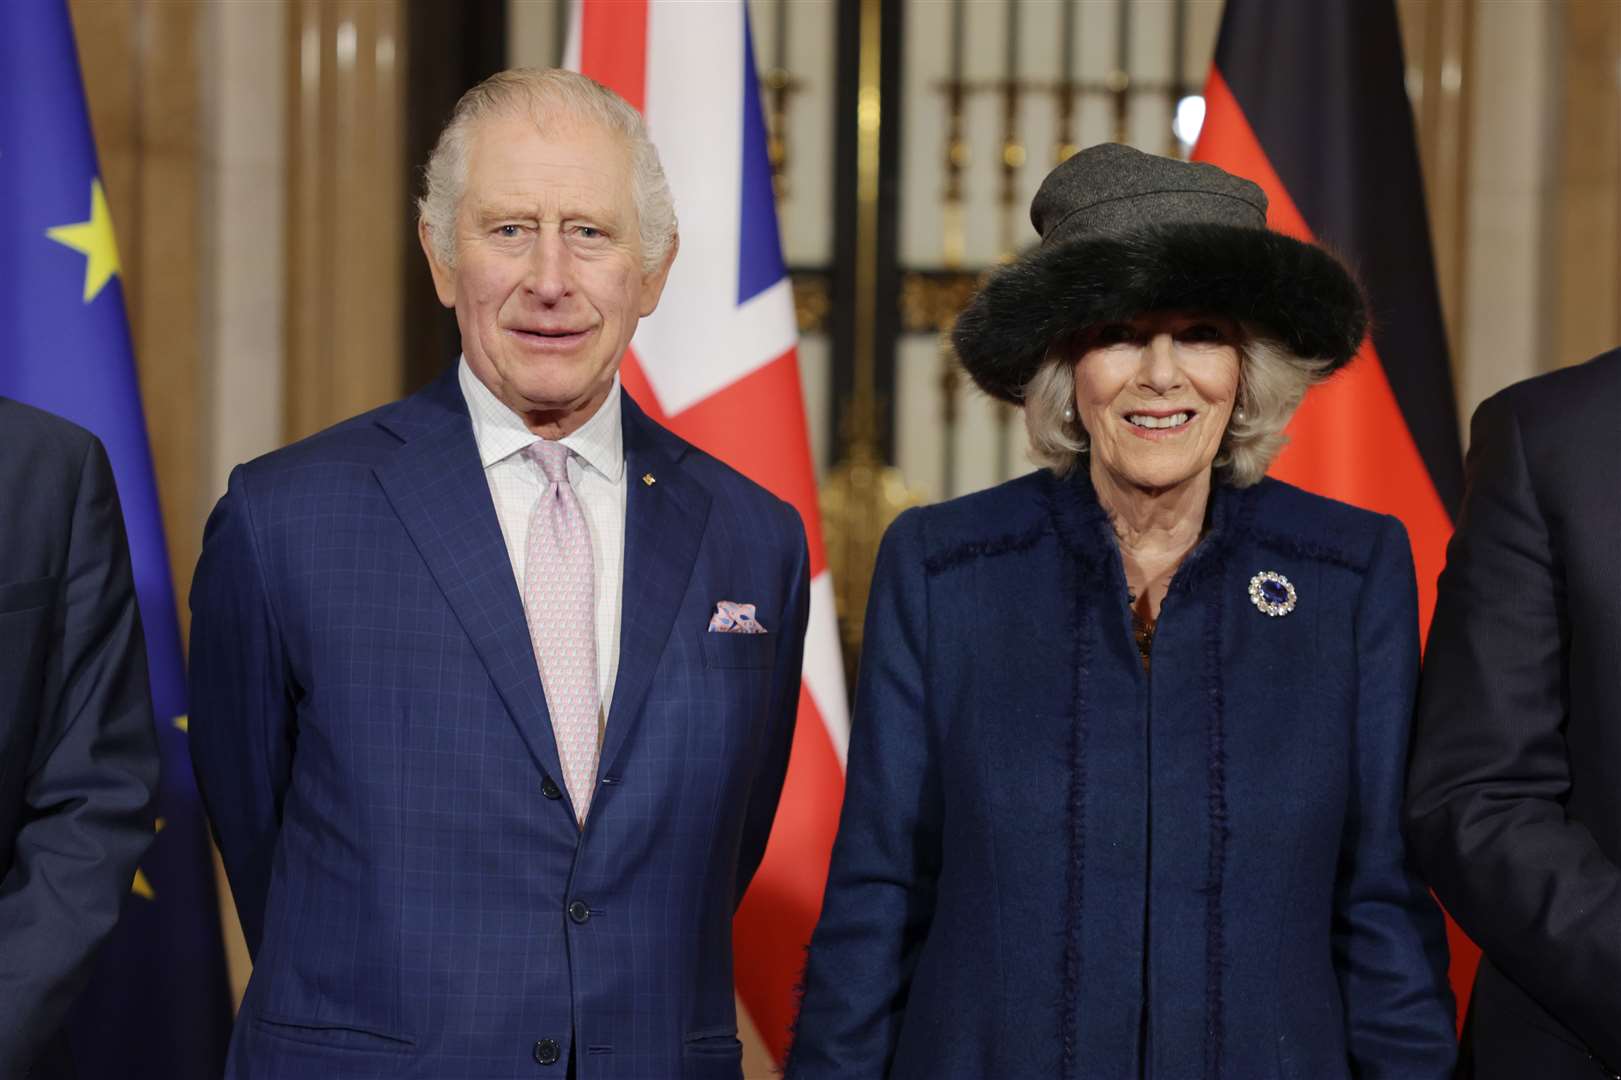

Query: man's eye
573;226;604;240
496;224;523;238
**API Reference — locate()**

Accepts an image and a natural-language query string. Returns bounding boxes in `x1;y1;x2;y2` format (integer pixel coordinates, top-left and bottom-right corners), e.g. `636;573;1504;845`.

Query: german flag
1193;0;1474;1017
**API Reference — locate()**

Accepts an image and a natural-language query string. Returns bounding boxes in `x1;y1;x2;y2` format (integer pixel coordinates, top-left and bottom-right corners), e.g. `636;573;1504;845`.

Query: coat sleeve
0;437;159;1076
1332;515;1457;1078
188;466;296;957
1406;392;1621;1070
787;508;941;1079
734;505;810;906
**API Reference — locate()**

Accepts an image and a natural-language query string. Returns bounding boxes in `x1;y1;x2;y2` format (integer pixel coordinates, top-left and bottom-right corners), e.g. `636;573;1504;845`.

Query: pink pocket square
708;601;767;634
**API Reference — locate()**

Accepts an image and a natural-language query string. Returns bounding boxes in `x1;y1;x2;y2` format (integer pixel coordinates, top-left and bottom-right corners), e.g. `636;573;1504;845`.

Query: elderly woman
787;143;1456;1079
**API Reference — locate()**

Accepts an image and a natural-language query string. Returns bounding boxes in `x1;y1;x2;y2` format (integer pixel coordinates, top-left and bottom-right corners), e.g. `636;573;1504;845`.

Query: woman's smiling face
1071;311;1243;494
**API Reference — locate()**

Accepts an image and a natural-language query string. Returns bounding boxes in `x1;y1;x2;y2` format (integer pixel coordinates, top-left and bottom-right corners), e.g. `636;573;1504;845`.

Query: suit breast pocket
0;575;56;615
0;578;54;720
701;631;775;670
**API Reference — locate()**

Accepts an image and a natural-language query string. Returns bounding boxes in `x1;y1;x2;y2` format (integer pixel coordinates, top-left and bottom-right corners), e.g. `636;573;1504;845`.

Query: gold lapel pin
642;473;657;486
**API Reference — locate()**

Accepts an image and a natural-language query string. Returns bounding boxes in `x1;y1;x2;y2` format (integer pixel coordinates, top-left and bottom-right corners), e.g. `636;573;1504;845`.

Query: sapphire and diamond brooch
1248;570;1297;617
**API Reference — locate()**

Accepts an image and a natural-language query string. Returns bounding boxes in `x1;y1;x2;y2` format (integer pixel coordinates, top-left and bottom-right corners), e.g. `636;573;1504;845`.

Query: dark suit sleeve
1333;515;1457;1078
188;466;296;957
787;509;940;1079
1406;393;1621;1069
0;437;159;1076
734;506;811;905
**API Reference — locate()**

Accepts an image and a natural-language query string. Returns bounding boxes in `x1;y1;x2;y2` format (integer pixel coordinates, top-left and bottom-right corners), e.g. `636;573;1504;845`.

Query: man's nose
524;229;571;302
1138;332;1184;392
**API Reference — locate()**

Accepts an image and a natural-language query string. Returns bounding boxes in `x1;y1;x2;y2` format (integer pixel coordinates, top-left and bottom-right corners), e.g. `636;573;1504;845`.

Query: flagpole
820;0;923;678
1055;0;1079;165
990;0;1026;481
937;0;969;500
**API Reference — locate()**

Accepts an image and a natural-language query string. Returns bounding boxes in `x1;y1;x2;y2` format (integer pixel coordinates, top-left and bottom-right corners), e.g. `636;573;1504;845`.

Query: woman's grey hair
417;68;678;274
1021;331;1331;487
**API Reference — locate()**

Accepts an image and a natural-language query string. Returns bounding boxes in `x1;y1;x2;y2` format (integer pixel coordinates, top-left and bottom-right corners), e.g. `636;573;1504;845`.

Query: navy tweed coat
789;467;1456;1079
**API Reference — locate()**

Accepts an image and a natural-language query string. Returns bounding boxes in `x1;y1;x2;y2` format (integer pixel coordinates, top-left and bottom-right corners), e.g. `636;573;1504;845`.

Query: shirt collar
457;356;625;482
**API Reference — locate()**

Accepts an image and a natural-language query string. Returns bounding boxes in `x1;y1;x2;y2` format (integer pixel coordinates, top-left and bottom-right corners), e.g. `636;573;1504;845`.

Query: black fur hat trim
952;223;1368;404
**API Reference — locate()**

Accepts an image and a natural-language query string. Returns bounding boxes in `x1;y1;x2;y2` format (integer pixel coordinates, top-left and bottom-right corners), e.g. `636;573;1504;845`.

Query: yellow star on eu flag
46;178;122;303
131;817;166;900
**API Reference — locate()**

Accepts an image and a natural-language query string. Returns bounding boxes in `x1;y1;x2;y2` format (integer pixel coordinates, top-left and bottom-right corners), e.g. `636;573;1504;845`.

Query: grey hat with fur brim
952;142;1368;405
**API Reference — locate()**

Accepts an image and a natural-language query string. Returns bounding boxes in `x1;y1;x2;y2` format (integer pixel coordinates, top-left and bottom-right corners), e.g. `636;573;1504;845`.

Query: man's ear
637;232;679;318
419;218;457;308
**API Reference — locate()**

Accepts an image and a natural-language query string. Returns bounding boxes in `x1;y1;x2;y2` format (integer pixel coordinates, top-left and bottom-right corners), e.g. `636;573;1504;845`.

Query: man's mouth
509;326;590;343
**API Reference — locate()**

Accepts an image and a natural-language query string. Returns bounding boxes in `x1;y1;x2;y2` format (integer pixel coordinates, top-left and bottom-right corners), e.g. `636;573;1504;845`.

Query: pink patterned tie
521;441;600;825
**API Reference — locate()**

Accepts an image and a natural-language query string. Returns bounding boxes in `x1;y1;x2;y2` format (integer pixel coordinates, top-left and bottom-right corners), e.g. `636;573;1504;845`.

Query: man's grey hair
417;68;677;274
1021;330;1332;487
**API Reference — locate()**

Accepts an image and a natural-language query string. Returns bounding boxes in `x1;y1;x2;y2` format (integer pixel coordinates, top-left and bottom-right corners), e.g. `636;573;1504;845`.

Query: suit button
540;777;562;800
533;1038;560;1065
567;900;590;924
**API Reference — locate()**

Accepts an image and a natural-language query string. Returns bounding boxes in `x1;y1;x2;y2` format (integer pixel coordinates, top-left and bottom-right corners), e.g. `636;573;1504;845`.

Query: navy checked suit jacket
189;367;810;1080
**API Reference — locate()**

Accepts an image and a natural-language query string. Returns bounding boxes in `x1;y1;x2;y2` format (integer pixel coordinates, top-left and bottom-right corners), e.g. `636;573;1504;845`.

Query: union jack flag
569;1;849;1062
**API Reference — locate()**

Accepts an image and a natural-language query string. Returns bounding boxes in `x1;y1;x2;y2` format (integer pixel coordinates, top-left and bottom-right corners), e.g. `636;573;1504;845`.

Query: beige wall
1454;0;1621;429
283;0;406;442
200;2;288;513
1554;0;1621;370
198;0;290;1009
1457;0;1564;423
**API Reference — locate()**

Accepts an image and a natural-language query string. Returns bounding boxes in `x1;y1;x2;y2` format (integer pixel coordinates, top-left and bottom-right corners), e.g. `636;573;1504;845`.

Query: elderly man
0;400;159;1079
190;69;809;1079
1406;348;1621;1079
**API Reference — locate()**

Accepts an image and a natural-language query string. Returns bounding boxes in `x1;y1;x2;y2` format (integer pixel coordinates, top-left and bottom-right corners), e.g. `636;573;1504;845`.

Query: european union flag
0;2;232;1076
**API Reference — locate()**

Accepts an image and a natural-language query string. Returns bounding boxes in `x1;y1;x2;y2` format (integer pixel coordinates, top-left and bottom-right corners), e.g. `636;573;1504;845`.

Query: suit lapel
371;370;568;788
601;394;711;778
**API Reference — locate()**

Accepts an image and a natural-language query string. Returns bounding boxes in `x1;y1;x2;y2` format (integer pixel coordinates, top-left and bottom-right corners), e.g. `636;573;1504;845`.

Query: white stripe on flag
632;2;799;417
804;571;849;768
561;2;581;70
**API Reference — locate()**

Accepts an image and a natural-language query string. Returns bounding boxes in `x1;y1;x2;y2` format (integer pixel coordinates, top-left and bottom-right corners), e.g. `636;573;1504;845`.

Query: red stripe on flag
1194;70;1452;635
622;347;841;1061
617;350;667;424
621;349;826;579
1191;73;1308;242
733;685;845;1058
581;7;845;1061
579;0;648;111
661;350;827;578
623;349;841;1056
625;348;842;1057
1195;66;1480;1020
1273;348;1453;634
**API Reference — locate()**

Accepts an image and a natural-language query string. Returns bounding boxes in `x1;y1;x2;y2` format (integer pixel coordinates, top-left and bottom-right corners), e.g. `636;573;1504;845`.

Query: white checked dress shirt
458;358;626;724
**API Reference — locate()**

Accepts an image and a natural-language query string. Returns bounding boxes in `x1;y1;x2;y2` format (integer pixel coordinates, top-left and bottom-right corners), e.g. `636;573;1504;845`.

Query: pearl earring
1063;404;1076;423
1234;407;1246;421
